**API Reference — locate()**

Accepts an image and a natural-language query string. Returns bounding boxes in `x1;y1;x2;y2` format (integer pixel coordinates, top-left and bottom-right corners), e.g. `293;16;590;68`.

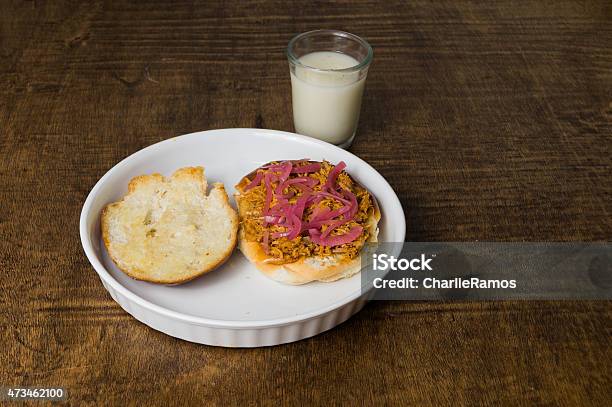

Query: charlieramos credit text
371;254;517;289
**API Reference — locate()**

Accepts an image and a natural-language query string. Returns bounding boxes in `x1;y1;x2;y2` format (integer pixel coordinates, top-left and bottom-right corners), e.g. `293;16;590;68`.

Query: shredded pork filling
238;160;375;265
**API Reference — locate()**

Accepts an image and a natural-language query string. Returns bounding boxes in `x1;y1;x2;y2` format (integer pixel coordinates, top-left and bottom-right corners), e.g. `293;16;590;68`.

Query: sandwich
235;159;380;284
101;167;238;284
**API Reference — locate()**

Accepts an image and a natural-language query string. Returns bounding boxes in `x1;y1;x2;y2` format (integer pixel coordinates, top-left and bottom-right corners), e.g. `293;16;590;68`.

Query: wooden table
1;1;610;405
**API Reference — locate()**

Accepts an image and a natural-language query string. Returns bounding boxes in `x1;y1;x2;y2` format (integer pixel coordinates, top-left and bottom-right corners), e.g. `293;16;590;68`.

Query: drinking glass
287;30;373;148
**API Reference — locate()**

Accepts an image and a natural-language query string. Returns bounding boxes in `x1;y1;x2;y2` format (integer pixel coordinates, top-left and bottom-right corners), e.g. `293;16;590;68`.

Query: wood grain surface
1;1;611;405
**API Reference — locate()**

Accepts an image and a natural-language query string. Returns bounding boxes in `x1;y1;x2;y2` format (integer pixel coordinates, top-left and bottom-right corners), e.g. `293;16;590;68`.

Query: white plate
80;128;405;347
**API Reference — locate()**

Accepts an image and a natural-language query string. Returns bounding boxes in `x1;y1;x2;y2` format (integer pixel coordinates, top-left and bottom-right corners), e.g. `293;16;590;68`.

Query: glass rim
286;29;373;73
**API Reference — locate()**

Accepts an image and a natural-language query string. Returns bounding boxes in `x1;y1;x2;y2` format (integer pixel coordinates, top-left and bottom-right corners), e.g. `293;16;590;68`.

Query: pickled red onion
342;188;359;219
250;159;365;247
321;217;350;239
263;215;282;224
278;161;292;183
287;213;302;240
303;206;351;229
324;161;346;192
293;195;309;220
244;171;264;191
271;230;291;239
317;226;363;247
262;173;273;215
275;177;318;195
291;163;322;173
316;191;351;206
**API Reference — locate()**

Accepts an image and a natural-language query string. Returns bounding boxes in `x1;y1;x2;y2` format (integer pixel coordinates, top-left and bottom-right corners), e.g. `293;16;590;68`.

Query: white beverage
290;51;366;146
